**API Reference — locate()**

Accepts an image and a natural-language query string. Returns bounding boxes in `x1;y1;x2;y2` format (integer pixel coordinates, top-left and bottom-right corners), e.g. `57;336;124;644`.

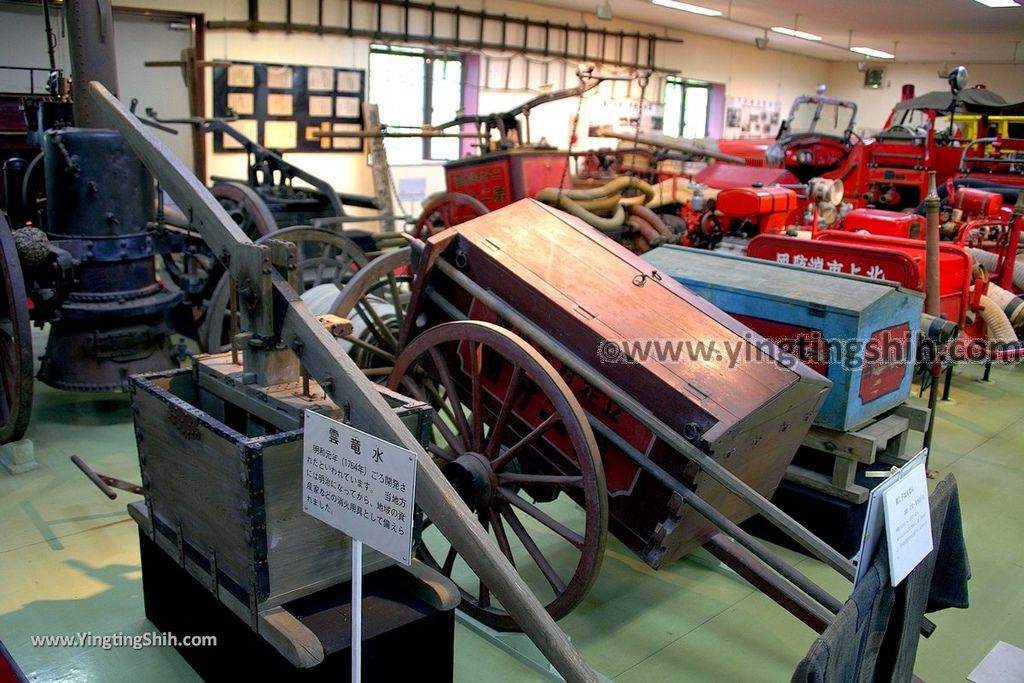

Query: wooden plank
785;465;869;504
258;606;325;668
393;559;461;611
127;500;152;537
831;457;858;491
858;414;909;445
802;425;878;463
894;403;931;432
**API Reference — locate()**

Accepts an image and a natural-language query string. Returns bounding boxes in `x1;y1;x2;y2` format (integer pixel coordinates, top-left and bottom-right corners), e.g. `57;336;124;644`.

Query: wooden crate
645;245;924;432
785;402;930;504
130;354;430;631
416;199;831;568
444;149;567;210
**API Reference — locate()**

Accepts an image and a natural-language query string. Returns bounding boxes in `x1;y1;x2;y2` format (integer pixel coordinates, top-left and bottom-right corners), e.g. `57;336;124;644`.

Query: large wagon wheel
413;192;489;240
325;247;413;379
200;226;368;353
211;181;278;237
0;217;34;444
387;320;608;630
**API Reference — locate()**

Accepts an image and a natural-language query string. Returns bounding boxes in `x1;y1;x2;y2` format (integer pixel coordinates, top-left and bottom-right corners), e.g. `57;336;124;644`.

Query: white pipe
970;248;1024;291
978;293;1019;345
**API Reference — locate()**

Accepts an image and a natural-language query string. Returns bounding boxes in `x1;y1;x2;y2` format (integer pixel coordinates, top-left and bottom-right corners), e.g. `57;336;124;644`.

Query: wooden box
444;149;567;210
130;354;430;626
644;245;923;431
416;199;832;567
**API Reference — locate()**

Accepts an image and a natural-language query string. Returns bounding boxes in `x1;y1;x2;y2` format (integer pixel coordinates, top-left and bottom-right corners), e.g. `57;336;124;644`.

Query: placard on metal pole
302;410;417;681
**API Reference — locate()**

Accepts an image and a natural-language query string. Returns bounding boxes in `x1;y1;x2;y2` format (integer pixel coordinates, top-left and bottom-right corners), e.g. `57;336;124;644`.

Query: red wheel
387;320;607;630
413;192;489;240
0;216;33;444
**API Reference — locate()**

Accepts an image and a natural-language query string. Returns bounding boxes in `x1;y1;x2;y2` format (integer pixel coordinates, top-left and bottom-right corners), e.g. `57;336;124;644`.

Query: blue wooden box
644;246;923;431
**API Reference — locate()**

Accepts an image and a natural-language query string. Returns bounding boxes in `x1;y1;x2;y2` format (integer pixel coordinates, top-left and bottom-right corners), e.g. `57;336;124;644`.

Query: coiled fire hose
536;176;656;234
985;281;1024;326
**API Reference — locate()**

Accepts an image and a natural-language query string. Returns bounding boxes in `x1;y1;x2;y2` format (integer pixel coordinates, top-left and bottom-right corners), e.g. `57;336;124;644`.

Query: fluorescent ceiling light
770;26;822;41
850;46;895;59
651;0;722;17
973;0;1019;7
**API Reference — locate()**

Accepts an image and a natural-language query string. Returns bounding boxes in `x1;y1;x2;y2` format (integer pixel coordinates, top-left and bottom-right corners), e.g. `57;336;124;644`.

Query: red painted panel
860;323;912;403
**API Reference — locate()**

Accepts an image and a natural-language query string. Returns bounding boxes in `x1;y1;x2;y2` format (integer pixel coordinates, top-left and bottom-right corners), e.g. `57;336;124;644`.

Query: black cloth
792;474;970;683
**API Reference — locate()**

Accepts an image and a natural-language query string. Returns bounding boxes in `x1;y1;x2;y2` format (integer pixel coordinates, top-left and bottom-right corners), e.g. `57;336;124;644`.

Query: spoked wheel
326;247;413;380
211;181;278;238
0;217;34;444
199;226;368;353
413;192;489;240
160;232;223;335
387;321;607;630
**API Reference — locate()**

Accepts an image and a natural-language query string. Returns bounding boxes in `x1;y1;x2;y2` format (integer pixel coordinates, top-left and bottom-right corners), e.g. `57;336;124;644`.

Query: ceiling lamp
850;46;895;59
771;26;822;41
771;14;820;42
973;0;1019;7
651;0;722;17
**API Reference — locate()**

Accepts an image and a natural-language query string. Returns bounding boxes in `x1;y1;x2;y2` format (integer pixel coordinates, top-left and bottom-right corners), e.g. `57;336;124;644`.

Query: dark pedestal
742;479;869;558
139;529;454;682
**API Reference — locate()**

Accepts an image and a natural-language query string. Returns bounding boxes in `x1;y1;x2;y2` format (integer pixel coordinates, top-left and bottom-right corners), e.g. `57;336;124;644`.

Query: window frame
663;77;712;139
369;44;464;163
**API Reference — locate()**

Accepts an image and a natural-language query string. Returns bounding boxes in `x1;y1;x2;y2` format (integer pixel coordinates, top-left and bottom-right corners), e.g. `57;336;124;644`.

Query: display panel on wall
212;62;365;153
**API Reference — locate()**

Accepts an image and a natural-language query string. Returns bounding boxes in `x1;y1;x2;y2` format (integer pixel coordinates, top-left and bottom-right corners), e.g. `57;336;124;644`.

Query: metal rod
942;363;954;401
922;171;941;463
585;413;843;617
705;533;833;633
434;256;856;580
351;539;362;682
925;172;941;317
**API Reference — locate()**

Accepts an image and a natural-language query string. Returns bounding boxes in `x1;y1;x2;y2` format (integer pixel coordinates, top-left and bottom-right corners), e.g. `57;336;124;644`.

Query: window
369;45;463;164
663;79;711;139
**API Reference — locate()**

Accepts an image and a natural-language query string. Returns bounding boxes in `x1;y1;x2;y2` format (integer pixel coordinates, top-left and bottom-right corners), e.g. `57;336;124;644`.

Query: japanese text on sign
302;410;417;565
882;462;933;586
774;252;888;280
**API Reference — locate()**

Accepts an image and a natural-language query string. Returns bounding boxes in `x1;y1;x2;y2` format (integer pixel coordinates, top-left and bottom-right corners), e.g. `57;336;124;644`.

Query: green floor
2;331;1022;681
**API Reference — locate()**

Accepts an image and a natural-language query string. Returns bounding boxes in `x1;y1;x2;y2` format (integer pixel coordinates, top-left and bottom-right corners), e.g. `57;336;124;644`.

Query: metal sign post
302;409;418;681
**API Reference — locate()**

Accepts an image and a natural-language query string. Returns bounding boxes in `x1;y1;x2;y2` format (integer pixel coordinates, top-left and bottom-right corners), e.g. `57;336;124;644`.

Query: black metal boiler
37;127;180;390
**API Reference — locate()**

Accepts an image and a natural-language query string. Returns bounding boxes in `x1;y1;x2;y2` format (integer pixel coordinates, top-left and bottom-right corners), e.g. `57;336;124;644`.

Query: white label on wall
302;410;417;565
882;461;933;586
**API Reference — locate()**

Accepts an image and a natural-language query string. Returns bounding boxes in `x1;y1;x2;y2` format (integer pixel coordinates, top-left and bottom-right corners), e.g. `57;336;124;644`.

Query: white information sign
302;410;417;565
882;460;933;586
854;449;927;586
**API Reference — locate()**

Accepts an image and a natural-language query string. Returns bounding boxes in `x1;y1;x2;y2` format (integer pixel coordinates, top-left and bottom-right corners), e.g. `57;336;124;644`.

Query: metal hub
443;451;498;509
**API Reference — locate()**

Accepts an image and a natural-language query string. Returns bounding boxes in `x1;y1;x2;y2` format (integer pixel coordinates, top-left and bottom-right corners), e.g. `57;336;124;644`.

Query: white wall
826;61;1024;135
0;5;195;170
111;0;831;219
